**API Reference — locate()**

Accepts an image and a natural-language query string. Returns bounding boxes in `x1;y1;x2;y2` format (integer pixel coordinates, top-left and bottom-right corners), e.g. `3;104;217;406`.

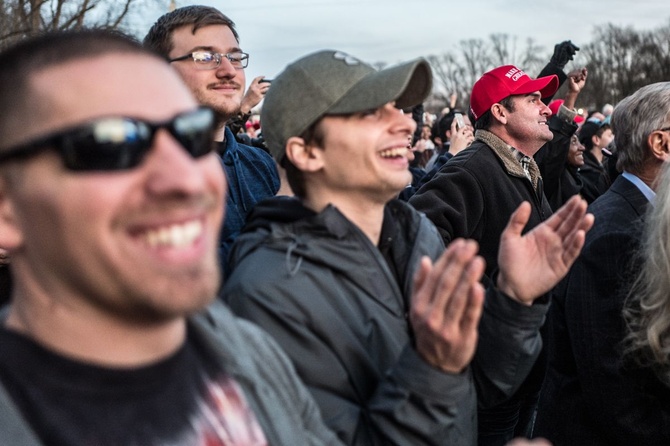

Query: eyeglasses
0;107;215;172
657;127;670;133
169;51;249;70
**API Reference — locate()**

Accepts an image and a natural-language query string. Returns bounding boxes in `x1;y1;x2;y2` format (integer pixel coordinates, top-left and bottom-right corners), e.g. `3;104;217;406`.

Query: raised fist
550;40;580;70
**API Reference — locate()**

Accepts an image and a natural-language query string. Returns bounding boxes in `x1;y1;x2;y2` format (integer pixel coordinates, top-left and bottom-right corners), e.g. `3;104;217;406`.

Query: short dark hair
474;96;515;131
0;29;153;151
282;119;326;199
437;109;466;141
143;5;239;58
578;122;611;151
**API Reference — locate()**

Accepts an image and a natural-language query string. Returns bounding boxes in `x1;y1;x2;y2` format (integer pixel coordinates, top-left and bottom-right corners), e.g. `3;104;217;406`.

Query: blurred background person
578;117;614;202
534;68;588;211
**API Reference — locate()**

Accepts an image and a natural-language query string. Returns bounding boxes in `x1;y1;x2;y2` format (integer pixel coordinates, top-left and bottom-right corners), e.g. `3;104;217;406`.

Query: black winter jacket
580;150;608;203
534;111;582;212
409;132;553;282
224;197;549;445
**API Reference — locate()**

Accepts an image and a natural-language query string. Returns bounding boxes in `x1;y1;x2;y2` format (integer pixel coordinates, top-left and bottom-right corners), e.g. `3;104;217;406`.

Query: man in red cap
411;64;558;285
409;65;561;445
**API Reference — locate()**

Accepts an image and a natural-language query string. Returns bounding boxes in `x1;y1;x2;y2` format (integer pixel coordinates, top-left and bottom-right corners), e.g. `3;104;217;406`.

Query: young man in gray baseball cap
223;50;592;445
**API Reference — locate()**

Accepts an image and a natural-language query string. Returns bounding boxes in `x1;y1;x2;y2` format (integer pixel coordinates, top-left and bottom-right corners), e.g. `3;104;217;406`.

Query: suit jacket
534;175;670;445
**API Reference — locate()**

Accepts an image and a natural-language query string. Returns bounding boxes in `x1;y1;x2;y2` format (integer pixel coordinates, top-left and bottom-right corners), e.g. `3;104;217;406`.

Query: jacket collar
475;129;541;190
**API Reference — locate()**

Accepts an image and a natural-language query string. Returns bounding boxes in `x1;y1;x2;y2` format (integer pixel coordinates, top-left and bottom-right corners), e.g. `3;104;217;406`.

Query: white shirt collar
621;171;655;206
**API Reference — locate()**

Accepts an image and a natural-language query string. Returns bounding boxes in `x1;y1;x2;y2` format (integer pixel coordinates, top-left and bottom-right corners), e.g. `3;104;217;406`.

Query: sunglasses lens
62;119;151;171
172;108;215;158
57;109;213;171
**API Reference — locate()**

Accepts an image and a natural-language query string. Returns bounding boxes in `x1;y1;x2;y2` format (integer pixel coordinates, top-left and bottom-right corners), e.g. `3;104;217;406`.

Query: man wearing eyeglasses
0;29;340;445
144;5;280;273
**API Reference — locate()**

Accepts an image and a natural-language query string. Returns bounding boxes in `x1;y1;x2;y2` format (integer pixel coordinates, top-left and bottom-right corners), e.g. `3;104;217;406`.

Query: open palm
496;196;594;304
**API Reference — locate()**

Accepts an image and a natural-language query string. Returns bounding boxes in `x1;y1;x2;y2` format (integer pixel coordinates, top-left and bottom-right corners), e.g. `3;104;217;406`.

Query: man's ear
490;103;508;125
285;136;324;173
648;130;670;162
592;134;601;149
0;176;24;251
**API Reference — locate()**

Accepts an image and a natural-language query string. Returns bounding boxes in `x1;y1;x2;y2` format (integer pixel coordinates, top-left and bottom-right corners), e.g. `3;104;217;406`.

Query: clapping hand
496;195;594;305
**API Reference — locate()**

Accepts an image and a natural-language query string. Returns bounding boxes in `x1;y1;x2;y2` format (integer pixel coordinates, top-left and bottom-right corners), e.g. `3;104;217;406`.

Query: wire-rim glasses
169;50;249;70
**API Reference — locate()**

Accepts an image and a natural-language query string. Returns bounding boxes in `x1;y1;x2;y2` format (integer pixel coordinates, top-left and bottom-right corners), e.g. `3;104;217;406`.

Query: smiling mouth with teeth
379;147;409;158
145;220;203;248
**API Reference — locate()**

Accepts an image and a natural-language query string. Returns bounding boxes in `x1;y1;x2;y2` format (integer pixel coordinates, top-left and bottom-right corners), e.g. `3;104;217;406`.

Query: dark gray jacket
224;197;549;445
0;302;342;446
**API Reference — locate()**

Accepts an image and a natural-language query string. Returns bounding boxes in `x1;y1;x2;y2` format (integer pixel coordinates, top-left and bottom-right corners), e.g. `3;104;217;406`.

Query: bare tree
426;33;547;113
425;19;670;115
0;0;161;50
426;38;491;112
428;53;464;102
578;20;670;110
519;38;546;76
636;19;670;90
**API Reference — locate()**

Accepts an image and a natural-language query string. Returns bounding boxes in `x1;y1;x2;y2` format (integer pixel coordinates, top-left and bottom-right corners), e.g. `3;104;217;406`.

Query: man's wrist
495;274;533;306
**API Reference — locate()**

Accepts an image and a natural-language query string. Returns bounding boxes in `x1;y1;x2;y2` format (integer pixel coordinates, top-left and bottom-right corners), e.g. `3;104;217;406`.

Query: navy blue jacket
218;127;279;270
535;175;670;445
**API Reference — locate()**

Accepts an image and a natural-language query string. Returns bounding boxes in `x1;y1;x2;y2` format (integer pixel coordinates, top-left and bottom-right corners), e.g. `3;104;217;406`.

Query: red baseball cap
470;65;559;120
548;99;585;124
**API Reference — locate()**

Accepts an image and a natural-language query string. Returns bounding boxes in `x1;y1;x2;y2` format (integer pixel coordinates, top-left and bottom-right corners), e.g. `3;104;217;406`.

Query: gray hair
612;82;670;174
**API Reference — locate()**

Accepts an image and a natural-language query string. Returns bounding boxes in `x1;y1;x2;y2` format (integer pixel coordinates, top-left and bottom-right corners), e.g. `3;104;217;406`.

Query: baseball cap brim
578;121;602;145
327;58;432;114
511;75;559;99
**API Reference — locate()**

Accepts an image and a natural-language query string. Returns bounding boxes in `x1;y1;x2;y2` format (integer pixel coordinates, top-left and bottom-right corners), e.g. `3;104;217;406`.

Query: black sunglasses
0;107;216;171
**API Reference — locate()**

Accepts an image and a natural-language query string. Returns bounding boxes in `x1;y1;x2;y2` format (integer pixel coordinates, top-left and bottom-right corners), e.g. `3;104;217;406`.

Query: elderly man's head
611;82;670;179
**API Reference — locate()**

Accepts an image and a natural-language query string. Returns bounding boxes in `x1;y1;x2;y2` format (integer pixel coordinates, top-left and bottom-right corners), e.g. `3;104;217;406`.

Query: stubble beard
195;89;242;123
112;268;220;325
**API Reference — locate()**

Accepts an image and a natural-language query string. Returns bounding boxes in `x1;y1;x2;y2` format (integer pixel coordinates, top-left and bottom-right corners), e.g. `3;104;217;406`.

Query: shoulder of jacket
192;302;290;369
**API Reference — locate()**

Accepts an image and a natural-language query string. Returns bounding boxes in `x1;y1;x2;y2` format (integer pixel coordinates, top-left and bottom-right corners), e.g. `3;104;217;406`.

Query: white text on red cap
505;67;527;82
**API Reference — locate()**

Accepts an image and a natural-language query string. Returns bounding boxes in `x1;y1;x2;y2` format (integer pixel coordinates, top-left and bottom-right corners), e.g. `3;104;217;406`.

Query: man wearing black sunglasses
144;5;280;274
0;29;340;445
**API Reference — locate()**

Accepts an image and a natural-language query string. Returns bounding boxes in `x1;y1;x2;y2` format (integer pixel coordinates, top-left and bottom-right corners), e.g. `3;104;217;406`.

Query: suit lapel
608;175;651;218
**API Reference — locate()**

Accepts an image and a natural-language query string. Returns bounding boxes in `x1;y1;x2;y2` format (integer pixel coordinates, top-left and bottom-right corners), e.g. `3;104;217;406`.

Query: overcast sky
143;1;669;84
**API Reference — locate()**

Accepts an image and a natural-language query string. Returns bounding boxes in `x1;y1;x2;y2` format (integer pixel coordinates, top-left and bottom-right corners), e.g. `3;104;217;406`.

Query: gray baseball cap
261;50;433;160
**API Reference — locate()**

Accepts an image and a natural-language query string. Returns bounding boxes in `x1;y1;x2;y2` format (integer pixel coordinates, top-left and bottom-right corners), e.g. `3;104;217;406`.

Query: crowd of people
0;4;667;446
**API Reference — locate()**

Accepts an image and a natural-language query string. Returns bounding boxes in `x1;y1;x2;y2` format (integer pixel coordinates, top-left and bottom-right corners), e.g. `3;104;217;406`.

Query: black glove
550;40;579;70
411;103;424;145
